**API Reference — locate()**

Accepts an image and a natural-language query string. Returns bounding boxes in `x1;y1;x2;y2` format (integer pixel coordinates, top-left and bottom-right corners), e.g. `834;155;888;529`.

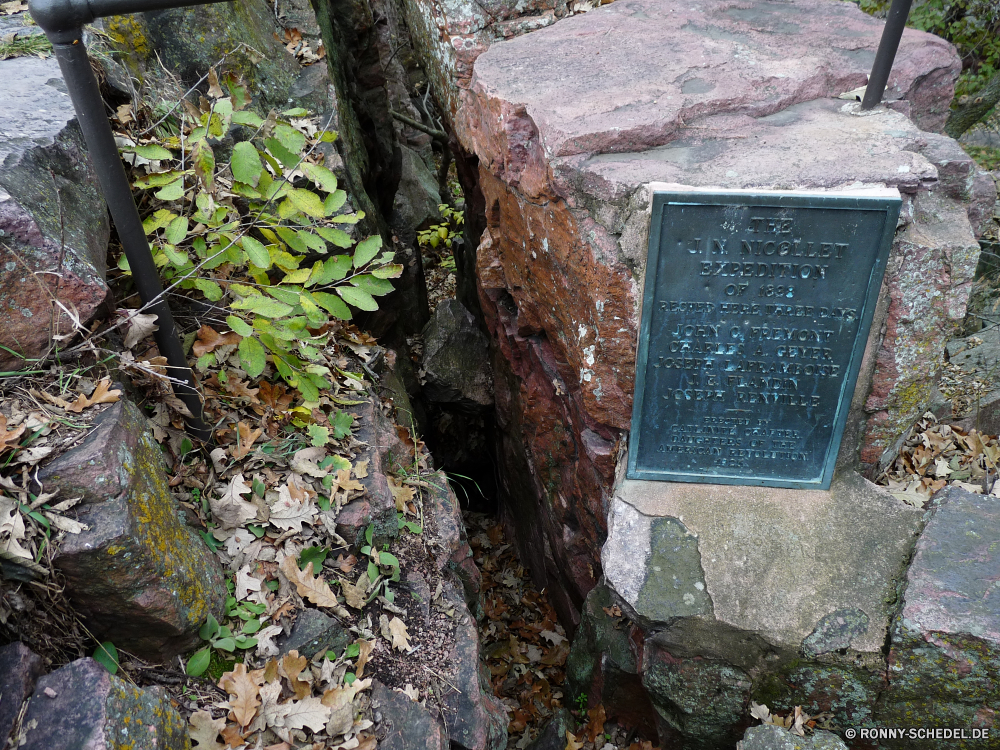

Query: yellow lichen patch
105;15;151;58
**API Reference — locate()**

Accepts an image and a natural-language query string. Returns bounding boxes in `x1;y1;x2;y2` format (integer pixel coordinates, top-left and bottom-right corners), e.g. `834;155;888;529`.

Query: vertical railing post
861;0;915;111
29;0;233;442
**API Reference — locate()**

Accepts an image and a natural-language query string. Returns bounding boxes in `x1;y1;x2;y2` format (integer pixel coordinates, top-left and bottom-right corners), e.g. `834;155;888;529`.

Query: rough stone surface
0;642;44;747
18;658;190;750
0;56;109;370
440;579;508;750
372;679;449;749
523;707;573;750
394;143;442;231
451;0;994;627
421;298;493;408
738;725;848;750
607;474;922;651
50;399;226;661
279;608;349;658
426;467;483;617
877;486;1000;745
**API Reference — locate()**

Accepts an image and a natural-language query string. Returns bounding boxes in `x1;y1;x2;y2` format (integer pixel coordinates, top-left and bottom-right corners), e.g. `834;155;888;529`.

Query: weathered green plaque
628;188;901;490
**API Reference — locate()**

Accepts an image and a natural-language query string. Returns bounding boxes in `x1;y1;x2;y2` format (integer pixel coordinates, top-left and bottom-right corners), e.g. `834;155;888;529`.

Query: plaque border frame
628;188;902;490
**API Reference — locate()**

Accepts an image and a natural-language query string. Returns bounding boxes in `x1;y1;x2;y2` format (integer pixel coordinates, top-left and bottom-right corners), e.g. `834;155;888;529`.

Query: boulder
426;467;482;617
0;56;109;370
372;679;449;750
279;607;349;658
45;399;226;661
452;0;994;627
0;643;44;747
876;486;1000;746
394;143;442;232
17;658;189;750
524;708;573;750
738;725;848;750
421;299;493;409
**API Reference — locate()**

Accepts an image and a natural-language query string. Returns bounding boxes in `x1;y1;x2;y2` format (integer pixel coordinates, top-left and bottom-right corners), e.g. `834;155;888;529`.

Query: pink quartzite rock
452;0;996;627
17;658;190;750
0;642;44;747
45;399;226;661
0;57;109;370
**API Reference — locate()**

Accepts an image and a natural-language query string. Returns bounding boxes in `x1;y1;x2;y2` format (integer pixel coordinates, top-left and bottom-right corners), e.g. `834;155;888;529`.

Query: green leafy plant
93;641;119;674
397;512;422;534
186;612;258;676
120;73;401;402
417;203;464;271
359;523;401;602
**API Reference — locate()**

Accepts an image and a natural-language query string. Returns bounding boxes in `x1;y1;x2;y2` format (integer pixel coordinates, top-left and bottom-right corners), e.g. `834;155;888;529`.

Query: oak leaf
385;616;411;652
212;474;258;529
188;710;226;750
219;663;262;727
231;421;263;460
355;638;374;679
339;570;369;610
235;563;263;601
67;378;120;413
387;475;415;513
269;482;316;531
193;324;241;357
322;677;371;736
123;311;159;349
279;650;310;700
332;468;363;495
279;555;349;616
0;415;25;454
564;731;584;750
276;695;331;731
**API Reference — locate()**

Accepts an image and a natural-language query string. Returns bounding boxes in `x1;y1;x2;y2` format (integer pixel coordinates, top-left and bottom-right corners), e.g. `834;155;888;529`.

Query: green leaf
344;671;357;685
332;210;364;224
405;521;422;534
274;123;307;155
352;274;394;296
192;139;216;192
324;190;347;215
131;144;173;160
371;263;403;279
234;636;258;649
193;278;223;301
93;642;119;674
308;424;330;446
264;137;299;169
330;410;354;439
345;643;361;659
299;545;329;570
164;216;189;245
337;285;378;311
297;376;320;402
239;336;267;378
367;561;379;582
232;110;264;128
227;315;253;337
378;551;399;568
353;236;383;268
315;255;352;285
265;286;304;306
298;230;328;253
231;141;263;186
155;178;186;201
302;163;338;193
365;525;374;546
289;188;327;219
241;236;271;269
200;614;220;641
316;226;352;248
160;243;190;268
311;292;352;321
214;637;236;652
186;647;211;677
248;523;265;538
282;107;310;117
242;618;262;634
231;296;295;318
324;455;351;473
276;226;308;254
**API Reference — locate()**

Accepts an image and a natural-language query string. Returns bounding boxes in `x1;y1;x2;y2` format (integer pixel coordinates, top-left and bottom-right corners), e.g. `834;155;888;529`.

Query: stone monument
411;0;1000;745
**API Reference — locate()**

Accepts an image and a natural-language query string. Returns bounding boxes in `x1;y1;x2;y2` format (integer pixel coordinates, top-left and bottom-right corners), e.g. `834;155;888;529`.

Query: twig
389;110;447;142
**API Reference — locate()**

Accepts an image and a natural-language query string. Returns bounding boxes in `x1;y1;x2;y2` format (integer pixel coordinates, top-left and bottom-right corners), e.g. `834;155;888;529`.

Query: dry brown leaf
386;616;411;652
353;459;369;478
335;553;357;574
585;704;606;743
211;474;258;529
356;735;377;750
123;311;159;349
276;695;331;731
355;638;374;679
207;66;225;99
565;730;584;750
67;378;120;413
339;570;369;610
0;415;25;454
279;555;349;616
387;475;415;513
269;482;316;531
194;324;241;356
220;724;245;748
279;650;310;700
332;468;363;494
219;663;262;727
321;677;371;736
189;710;226;750
36;390;72;409
231;421;263;459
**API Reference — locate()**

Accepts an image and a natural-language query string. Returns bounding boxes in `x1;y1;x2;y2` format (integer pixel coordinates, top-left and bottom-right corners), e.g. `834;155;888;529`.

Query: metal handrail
28;0;232;441
861;0;915;111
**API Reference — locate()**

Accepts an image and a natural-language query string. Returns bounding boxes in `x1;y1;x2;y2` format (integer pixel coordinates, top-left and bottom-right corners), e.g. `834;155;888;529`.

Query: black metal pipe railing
28;0;231;442
861;0;915;111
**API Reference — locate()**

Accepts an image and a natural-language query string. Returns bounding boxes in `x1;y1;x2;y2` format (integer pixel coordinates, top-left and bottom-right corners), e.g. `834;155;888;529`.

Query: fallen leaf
279;555;348;615
339;570;369;610
279;650;310;700
123;311;159;349
0;416;24;454
211;474;258;529
276;695;331;731
290;446;327;477
565;731;584;750
322;677;371;736
269;482;316;531
188;710;226;750
400;683;419;701
255;624;283;657
0;1;28;14
353;459;369;478
540;629;566;646
386;616;411;652
331;468;363;495
0;498;30;560
67;378;120;413
235;563;263;601
219;663;262;727
194;324;241;357
231;421;263;459
355;638;374;679
251;679;284;733
585;704;606;743
387;475;415;513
